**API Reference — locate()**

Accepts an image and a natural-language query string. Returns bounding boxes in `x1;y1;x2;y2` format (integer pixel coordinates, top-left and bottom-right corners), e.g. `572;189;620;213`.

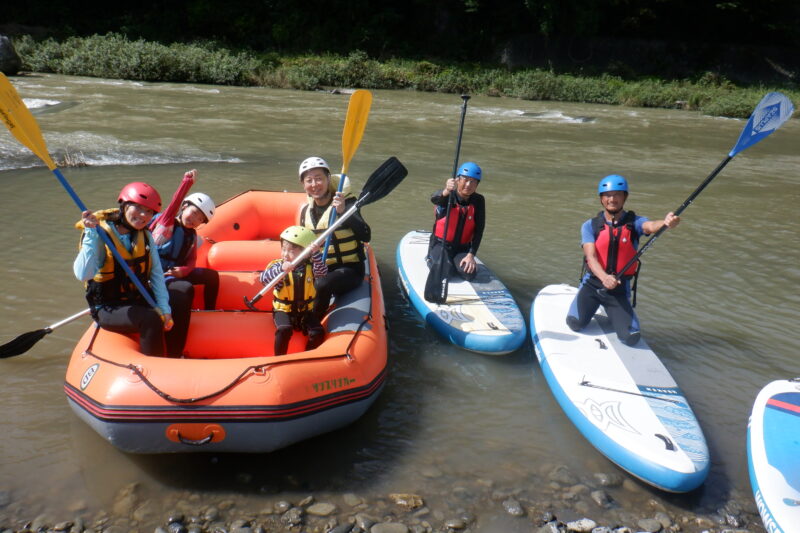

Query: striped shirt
259;251;327;289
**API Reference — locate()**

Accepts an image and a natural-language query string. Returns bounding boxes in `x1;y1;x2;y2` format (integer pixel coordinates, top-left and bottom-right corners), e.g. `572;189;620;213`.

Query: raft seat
191;239;284;311
205;239;282;271
182;310;310;359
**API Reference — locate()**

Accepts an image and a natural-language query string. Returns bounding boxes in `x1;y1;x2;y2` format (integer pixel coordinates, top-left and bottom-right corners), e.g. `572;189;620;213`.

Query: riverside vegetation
12;32;800;119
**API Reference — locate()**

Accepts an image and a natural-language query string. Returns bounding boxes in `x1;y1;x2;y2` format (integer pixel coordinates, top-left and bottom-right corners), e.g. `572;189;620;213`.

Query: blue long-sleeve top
73;225;171;316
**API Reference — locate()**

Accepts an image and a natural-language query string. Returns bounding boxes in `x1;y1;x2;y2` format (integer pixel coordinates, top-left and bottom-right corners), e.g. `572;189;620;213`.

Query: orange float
64;191;388;453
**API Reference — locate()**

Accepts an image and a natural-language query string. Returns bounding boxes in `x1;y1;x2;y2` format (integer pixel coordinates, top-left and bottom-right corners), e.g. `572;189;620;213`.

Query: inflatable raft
64;190;388;453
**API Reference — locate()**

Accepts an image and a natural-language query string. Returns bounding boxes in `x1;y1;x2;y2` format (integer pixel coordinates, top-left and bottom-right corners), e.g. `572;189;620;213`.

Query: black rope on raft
82;349;351;404
343;273;378;360
77;274;378;403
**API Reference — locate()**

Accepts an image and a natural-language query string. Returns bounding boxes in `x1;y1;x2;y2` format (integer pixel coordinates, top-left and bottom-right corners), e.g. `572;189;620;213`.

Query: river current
0;74;798;531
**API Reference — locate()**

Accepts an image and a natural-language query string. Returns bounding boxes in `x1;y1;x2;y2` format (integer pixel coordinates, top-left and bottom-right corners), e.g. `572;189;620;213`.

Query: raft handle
166;423;226;445
177;432;214;446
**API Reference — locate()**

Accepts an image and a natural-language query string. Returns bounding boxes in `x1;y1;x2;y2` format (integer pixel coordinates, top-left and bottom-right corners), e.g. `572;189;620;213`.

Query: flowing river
0;74;798;531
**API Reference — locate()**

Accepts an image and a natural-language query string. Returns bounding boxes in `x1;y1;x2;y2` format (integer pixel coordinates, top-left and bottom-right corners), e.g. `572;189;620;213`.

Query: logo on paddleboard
80;364;100;390
582;398;639;434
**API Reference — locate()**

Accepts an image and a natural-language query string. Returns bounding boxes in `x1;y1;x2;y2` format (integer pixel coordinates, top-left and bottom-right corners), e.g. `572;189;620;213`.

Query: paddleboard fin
654;433;676;451
595;338;607;350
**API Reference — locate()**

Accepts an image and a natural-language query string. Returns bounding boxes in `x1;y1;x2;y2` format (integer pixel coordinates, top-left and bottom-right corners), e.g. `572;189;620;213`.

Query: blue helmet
597;174;628;195
457;162;482;181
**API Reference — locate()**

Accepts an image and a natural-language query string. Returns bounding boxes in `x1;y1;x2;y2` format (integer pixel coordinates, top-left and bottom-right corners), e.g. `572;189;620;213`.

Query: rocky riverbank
0;461;765;533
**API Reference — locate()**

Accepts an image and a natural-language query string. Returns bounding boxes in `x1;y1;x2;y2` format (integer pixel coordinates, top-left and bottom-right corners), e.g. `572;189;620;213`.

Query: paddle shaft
611;155;733;282
245;194;371;308
48;308;93;330
432;95;470;302
62;168;160;309
607;92;794;285
245;155;407;309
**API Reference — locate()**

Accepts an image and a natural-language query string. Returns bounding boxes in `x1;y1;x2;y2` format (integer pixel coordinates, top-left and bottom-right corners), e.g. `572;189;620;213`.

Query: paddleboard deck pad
396;230;525;355
748;378;800;533
531;283;709;492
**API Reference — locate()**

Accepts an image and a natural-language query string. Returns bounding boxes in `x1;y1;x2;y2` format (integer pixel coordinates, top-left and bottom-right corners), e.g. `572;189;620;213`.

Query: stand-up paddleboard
748;378;800;533
396;230;526;355
530;284;709;492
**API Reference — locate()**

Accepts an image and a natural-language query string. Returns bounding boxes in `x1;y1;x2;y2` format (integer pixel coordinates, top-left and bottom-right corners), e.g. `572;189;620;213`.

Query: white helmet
183;192;215;222
298;156;330;180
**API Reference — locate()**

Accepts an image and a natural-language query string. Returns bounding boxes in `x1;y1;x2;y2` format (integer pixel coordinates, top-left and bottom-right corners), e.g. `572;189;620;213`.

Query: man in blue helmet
565;174;680;346
427;162;486;281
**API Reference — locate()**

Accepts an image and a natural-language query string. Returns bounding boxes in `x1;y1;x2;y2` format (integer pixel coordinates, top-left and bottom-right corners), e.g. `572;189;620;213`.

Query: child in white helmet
154;189;219;356
156;190;219;308
260;225;328;355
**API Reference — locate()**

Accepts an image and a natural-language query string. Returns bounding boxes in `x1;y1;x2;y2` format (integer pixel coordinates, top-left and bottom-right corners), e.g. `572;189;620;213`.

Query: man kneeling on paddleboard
565;174;680;346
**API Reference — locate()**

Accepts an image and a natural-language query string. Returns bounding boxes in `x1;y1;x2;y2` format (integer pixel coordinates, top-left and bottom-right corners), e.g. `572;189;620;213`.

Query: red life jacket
433;201;476;245
592;210;639;277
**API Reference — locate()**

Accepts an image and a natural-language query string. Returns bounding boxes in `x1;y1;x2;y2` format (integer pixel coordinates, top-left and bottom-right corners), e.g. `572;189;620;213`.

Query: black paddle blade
423;248;449;304
0;328;49;358
358;156;408;207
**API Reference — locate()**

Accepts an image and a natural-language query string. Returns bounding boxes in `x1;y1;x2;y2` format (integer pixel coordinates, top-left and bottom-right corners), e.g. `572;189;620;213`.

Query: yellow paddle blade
340;89;372;176
0;73;57;170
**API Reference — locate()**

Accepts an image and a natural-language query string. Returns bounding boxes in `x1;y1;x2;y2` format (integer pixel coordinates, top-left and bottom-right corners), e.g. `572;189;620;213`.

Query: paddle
0;73;159;309
424;94;470;304
603;92;794;289
150;169;196;245
321;89;372;263
0;309;91;358
244;156;407;310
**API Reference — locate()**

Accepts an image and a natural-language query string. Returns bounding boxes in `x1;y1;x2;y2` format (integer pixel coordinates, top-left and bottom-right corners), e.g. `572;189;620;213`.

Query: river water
0;74;798;531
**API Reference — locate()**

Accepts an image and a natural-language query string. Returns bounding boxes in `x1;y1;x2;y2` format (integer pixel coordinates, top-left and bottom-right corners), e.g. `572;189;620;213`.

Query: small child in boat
156;191;219;311
259;225;328;355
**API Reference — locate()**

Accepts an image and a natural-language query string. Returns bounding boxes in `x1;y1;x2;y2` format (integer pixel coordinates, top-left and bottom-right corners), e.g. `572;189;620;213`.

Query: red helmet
118;182;162;212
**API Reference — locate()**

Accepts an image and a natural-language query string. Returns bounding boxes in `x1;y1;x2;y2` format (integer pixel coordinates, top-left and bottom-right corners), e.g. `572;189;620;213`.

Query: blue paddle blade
730;92;794;157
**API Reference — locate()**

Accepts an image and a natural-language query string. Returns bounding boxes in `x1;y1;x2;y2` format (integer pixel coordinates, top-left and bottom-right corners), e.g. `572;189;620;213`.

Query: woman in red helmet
73;182;175;357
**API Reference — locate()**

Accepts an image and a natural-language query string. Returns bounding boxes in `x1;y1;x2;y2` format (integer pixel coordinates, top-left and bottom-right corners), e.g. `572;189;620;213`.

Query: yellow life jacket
300;197;364;266
269;259;316;314
77;209;153;306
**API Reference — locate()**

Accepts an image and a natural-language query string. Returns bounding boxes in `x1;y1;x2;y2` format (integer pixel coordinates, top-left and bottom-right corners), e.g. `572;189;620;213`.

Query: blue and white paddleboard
531;284;709;492
396;230;526;355
748;378;800;533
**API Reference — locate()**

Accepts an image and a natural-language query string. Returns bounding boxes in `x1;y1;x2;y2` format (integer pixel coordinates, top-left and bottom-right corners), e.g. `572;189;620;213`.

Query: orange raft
64;191;388;453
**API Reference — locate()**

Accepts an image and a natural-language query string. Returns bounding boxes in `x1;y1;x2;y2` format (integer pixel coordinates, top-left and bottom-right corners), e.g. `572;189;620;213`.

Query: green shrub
13;33;800;118
16;32;259;85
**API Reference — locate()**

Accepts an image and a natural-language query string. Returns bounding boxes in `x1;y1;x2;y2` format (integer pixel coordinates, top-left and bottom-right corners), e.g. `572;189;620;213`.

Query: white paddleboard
748;378;800;533
396;230;526;355
531;283;709;492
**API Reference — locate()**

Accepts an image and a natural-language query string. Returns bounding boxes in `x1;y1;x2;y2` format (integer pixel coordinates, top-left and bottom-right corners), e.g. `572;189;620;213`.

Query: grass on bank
13;33;800;119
